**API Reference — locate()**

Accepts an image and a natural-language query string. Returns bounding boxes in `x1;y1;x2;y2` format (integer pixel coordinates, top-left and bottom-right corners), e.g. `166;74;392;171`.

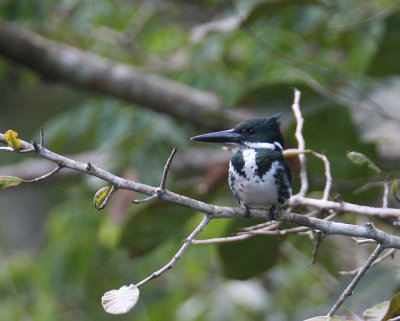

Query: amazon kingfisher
191;113;292;219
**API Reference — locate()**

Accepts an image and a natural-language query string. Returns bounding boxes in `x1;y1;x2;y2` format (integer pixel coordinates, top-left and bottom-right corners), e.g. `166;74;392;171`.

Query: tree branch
0;22;241;130
327;244;385;317
2;133;400;248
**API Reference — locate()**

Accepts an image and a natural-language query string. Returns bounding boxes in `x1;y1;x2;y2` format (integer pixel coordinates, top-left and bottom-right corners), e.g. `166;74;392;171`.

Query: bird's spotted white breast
228;148;291;210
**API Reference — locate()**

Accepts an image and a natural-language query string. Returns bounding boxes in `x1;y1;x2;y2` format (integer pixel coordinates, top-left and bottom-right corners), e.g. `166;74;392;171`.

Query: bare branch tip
39;128;44;147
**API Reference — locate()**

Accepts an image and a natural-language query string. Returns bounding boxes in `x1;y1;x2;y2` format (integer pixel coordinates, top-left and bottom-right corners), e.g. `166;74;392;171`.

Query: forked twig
25;165;62;183
338;248;396;276
132;147;177;204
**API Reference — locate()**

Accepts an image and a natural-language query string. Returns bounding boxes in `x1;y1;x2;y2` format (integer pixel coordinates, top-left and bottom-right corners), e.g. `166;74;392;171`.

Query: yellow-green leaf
346;151;382;175
392;180;400;203
94;186;111;210
0;176;23;189
4;130;22;150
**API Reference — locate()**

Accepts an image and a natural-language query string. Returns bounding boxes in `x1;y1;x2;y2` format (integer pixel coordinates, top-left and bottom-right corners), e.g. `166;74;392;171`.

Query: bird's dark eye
248;129;255;134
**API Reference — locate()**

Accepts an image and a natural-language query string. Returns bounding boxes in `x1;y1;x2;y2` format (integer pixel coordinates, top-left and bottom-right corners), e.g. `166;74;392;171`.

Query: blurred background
1;0;400;320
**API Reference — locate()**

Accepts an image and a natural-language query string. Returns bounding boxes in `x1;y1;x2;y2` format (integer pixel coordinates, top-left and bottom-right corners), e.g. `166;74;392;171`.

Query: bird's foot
269;205;277;221
244;205;251;219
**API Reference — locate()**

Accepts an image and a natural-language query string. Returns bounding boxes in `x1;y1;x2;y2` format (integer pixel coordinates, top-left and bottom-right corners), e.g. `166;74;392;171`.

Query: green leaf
363;292;400;321
363;301;390;321
93;186;110;210
304;317;355;321
347;151;382;175
391;181;400;203
218;220;281;280
0;176;23;189
4;129;21;150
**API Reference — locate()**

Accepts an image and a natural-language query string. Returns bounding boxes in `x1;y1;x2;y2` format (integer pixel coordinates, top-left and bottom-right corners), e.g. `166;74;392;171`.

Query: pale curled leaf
346;151;382;175
93;186;110;210
4;130;22;150
102;284;140;314
0;176;24;189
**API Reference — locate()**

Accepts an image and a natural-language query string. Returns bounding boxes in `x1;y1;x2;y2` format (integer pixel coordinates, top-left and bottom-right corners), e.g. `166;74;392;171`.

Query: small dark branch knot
32;141;42;153
87;162;93;172
365;222;375;231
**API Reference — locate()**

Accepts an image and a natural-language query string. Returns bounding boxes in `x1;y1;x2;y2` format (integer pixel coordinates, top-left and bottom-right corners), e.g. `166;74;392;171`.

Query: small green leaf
4;130;22;150
94;186;110;210
0;176;23;189
391;181;400;203
346;151;382;175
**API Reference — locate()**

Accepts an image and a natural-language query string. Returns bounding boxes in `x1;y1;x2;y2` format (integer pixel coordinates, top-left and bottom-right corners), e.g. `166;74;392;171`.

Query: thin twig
311;152;332;201
351;238;377;245
327;243;385;317
160;147;177;190
240;220;277;232
309;231;323;265
0;146;14;151
338;248;396;276
132;147;177;204
291;88;308;196
39;128;44;147
25;165;62;183
382;182;390;208
135;215;211;287
192;232;254;245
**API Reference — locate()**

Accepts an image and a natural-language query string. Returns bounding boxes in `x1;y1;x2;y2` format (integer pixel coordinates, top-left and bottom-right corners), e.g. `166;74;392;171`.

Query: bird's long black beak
191;129;242;143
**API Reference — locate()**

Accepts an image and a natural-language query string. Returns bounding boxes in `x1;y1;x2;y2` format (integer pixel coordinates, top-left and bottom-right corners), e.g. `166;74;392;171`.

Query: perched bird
191;113;291;219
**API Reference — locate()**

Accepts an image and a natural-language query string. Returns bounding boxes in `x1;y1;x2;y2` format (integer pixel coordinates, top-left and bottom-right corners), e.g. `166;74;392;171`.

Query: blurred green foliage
1;0;400;320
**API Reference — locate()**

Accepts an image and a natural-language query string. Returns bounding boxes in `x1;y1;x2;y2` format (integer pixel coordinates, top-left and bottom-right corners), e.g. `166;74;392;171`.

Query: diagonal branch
0;22;241;130
2;132;400;227
135;215;211;287
327;243;385;317
132;147;177;204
